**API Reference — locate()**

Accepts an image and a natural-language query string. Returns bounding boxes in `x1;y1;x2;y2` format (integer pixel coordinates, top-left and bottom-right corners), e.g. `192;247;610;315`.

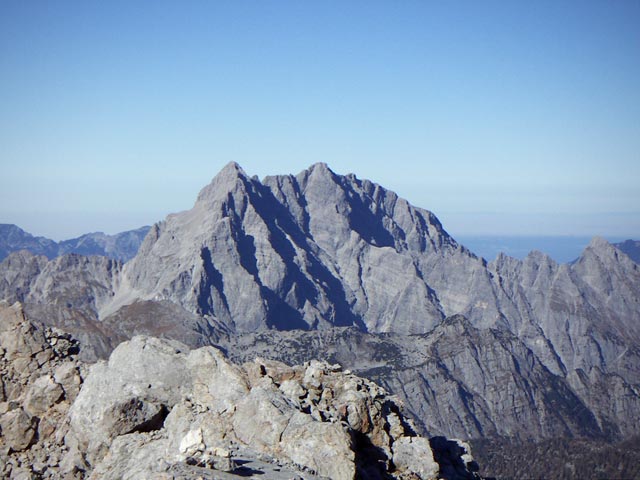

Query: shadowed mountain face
0;224;58;260
615;239;640;264
216;320;609;441
1;162;639;450
0;224;150;262
106;162;479;334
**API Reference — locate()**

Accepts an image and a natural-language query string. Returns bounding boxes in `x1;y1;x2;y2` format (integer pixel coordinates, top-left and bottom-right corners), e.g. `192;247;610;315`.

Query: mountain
216;319;609;441
0;250;225;362
0;224;58;260
615;239;640;264
103;162;481;334
0;224;150;262
1;162;639;476
103;163;640;389
456;235;599;263
57;226;151;261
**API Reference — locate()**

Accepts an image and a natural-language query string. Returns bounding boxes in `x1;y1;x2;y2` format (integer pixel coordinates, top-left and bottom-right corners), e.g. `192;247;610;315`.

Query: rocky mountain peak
195;161;253;205
104;162;485;334
585;235;614;254
576;236;637;269
307;161;332;173
298;161;335;181
522;249;558;271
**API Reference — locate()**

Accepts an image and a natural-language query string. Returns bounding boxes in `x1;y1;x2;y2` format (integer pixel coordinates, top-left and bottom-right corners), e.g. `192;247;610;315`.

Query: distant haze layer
457;235;628;264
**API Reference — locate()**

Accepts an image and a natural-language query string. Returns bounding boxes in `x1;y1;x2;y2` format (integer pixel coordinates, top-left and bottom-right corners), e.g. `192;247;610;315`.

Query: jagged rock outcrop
0;302;84;479
0;252;122;361
0;224;150;262
0;302;479;480
490;239;640;380
67;336;444;479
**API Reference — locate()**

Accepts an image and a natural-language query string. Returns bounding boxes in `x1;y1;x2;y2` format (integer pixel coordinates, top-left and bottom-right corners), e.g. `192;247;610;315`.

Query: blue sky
1;1;639;240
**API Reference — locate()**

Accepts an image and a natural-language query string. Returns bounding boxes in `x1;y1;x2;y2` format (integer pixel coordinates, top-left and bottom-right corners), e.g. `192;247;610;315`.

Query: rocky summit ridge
0;302;479;479
1;162;639;476
104;161;477;333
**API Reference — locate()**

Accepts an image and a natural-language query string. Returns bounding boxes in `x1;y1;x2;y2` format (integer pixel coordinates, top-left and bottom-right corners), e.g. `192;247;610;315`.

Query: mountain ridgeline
615;239;640;264
0;224;150;262
1;163;639;467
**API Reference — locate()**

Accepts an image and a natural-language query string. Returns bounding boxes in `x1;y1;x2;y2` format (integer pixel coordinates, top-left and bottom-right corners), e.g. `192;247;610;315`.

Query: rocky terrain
215;320;617;441
0;302;479;479
0;224;150;262
471;435;640;480
1;162;639;477
0;251;227;362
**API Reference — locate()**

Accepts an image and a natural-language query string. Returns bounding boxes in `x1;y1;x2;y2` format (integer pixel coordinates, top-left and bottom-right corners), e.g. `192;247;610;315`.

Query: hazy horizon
2;161;640;244
1;2;639;240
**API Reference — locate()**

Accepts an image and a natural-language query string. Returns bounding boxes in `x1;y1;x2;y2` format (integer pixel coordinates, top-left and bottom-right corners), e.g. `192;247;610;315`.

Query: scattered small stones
1;301;481;479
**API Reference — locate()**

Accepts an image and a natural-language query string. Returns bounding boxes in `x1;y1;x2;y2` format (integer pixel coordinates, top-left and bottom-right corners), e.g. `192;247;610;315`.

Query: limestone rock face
66;337;453;479
2;305;477;480
392;437;439;479
489;239;640;382
0;252;122;361
219;319;637;441
0;302;84;479
0;253;227;361
105;162;478;333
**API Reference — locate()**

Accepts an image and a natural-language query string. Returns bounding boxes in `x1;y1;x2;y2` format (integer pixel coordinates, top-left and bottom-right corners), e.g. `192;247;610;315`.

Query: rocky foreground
0;302;480;480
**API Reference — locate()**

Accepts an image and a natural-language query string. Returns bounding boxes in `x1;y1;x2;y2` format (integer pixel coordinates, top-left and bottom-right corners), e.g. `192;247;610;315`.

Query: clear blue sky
1;0;639;240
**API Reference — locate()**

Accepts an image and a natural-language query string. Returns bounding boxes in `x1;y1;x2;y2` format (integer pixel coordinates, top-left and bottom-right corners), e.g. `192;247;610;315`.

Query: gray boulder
64;335;470;479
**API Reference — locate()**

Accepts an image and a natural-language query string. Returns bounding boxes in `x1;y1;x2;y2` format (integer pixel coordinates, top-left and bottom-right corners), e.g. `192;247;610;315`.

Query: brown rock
0;408;38;452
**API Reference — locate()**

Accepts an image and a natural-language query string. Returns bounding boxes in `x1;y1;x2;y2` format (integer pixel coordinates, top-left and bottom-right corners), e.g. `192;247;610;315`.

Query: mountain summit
100;164;640;378
104;163;477;333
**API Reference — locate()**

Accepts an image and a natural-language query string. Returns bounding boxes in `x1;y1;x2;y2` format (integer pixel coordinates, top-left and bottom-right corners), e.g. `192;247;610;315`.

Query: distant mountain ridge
3;221;635;270
0;224;150;262
457;235;640;264
615;239;640;264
